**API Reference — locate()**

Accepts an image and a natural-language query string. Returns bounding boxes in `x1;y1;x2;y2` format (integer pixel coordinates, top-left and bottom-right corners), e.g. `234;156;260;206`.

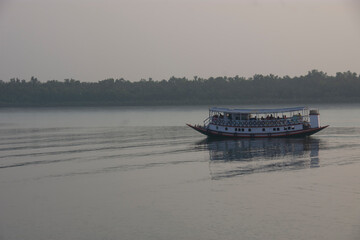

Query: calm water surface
0;105;360;240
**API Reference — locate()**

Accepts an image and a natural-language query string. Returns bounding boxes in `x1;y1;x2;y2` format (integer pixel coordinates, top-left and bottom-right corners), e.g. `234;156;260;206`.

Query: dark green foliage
0;70;359;106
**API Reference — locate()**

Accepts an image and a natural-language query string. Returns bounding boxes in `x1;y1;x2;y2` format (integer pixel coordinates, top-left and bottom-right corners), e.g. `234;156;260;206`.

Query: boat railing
210;118;303;127
203;117;211;126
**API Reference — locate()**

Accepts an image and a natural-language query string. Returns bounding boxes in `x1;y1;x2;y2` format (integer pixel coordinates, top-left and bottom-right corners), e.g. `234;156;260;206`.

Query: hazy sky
1;0;359;82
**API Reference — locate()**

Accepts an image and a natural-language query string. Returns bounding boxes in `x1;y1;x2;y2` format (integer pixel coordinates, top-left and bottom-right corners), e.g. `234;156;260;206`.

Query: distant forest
1;70;359;106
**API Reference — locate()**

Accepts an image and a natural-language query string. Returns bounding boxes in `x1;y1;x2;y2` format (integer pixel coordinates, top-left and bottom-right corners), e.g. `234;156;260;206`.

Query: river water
0;105;360;240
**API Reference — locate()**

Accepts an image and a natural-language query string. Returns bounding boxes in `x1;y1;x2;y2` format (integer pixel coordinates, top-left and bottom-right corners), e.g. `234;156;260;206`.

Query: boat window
248;128;251;132
235;128;237;131
242;128;244;132
273;128;276;131
262;128;265;131
225;127;228;131
292;126;295;129
216;126;218;130
277;128;280;131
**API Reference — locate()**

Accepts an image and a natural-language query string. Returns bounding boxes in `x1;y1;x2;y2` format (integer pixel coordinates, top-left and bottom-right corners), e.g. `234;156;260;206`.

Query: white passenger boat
187;107;328;138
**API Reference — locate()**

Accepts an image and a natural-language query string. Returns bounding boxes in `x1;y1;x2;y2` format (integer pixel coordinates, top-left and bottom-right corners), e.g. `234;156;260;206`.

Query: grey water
0;105;360;240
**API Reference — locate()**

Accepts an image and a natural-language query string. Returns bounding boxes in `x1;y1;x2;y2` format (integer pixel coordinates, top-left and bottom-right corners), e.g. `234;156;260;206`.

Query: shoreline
1;102;360;109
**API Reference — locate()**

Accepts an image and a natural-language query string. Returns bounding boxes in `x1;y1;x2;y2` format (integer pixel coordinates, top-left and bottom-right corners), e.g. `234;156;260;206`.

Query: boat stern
309;109;320;128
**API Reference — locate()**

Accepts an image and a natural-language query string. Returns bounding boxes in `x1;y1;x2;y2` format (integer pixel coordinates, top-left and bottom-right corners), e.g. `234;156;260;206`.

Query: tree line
0;70;359;106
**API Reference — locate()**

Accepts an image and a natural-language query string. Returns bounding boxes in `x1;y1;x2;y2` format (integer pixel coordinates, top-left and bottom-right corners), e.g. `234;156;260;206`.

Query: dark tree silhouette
0;70;359;106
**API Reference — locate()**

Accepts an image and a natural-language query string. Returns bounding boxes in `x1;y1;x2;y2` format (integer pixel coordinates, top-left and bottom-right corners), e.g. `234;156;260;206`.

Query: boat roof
209;106;306;114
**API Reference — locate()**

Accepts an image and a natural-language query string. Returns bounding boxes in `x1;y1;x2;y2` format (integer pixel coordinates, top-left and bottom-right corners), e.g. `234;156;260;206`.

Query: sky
0;0;359;82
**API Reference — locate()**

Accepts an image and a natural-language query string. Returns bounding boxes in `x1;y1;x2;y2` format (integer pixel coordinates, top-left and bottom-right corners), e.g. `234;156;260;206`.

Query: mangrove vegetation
1;70;359;106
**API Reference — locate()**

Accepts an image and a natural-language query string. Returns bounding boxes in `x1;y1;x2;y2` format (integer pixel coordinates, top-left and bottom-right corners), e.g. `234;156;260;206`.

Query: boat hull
186;124;328;138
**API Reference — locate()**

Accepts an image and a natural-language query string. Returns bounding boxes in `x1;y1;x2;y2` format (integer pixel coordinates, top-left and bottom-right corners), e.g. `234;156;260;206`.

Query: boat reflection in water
196;137;321;180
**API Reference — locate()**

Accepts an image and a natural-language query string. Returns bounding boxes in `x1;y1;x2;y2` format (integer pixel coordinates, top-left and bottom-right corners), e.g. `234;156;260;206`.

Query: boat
187;106;328;138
